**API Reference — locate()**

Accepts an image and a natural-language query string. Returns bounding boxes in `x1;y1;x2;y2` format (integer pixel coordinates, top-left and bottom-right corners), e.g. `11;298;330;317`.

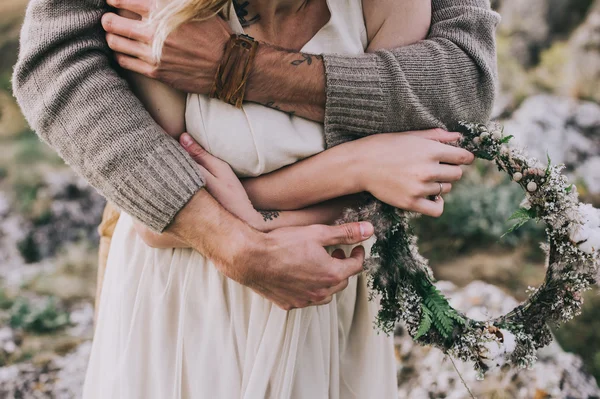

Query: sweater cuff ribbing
109;136;205;233
322;53;386;148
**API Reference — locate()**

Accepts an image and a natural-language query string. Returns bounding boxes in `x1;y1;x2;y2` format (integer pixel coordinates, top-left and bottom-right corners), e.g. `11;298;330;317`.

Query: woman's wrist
342;140;368;194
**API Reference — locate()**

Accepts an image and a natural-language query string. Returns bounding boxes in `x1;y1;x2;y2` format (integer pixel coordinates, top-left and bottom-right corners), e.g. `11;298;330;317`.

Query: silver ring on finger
430;182;443;201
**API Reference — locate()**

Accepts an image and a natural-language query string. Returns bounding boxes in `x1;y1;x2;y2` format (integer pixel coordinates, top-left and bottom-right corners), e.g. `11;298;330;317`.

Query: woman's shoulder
361;0;431;50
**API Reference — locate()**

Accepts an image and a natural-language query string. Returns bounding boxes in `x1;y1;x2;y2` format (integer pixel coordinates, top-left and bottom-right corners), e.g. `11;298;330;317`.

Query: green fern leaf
500;135;514;144
414;305;433;340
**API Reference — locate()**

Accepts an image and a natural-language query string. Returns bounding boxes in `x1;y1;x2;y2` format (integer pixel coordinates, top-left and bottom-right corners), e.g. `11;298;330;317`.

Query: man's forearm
165;190;260;280
245;45;326;122
13;0;204;232
244;0;500;147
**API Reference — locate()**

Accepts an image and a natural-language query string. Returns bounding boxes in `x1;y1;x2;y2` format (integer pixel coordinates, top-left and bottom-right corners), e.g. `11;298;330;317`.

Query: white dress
83;0;397;397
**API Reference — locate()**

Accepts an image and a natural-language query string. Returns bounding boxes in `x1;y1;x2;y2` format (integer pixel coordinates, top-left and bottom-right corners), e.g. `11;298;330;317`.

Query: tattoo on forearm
264;101;296;117
233;0;261;27
291;53;323;66
261;210;281;222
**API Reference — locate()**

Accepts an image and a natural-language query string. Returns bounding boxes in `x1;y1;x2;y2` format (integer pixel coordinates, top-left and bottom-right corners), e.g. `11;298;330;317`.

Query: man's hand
103;0;231;94
246;225;371;309
103;0;326;121
165;187;373;310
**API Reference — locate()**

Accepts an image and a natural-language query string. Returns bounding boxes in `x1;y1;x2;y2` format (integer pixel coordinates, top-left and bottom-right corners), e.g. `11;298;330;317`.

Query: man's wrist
166;189;263;271
244;44;274;105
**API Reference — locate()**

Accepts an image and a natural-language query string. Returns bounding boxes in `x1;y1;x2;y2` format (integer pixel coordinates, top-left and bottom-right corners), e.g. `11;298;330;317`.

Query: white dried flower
527;181;538;192
579;231;600;254
492;130;502;141
500;145;509;155
513;172;523;182
473;137;481;146
501;329;517;353
580;203;600;228
480;329;517;370
569;223;591;243
520;198;532;210
480;132;490;140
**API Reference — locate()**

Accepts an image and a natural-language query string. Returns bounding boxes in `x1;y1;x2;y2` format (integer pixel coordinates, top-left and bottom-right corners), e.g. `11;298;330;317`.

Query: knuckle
147;67;158;79
326;271;343;285
312;290;328;302
311;225;328;240
409;184;423;198
342;224;356;241
434;128;447;137
295;300;308;309
321;296;333;305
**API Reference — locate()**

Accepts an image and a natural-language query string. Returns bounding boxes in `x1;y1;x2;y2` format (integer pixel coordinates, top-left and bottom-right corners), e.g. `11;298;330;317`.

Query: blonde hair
150;0;232;60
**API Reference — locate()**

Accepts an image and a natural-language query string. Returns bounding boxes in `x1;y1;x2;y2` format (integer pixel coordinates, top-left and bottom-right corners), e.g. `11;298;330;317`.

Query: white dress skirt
83;0;397;397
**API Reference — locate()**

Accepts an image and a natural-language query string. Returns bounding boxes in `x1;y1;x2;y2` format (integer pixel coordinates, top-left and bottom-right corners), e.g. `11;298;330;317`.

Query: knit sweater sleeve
12;0;205;232
322;0;501;148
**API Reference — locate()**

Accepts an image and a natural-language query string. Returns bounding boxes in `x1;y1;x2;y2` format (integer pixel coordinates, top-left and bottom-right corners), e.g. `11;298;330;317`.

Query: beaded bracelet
209;33;259;108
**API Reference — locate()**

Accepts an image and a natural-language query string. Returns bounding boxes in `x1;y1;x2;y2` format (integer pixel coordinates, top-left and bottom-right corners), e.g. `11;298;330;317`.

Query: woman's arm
116;10;187;138
242;129;473;217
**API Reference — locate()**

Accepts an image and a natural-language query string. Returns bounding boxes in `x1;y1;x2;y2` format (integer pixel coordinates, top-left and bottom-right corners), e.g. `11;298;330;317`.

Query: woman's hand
178;134;268;231
351;129;474;217
179;134;362;232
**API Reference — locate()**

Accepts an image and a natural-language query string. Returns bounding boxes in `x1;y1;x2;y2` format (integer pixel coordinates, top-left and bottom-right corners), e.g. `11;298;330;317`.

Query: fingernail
360;222;374;238
180;133;193;148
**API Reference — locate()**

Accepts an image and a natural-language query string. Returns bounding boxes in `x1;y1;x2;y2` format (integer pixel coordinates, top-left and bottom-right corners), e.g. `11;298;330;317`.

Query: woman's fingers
408;128;461;143
413;197;445;218
422;182;452;197
180;133;231;177
429;164;463;182
435;144;475;165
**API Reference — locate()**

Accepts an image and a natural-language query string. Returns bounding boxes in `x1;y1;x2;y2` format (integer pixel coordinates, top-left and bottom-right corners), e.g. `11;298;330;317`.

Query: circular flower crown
341;122;600;378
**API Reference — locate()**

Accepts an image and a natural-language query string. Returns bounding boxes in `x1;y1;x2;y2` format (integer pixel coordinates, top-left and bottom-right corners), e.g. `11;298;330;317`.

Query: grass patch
9;297;71;334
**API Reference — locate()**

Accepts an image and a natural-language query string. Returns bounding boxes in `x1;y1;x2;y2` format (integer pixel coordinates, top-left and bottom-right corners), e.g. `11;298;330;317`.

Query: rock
67;303;95;339
502;94;600;194
396;281;600;398
564;0;600;103
52;342;91;398
25;170;105;261
0;342;90;399
496;0;594;67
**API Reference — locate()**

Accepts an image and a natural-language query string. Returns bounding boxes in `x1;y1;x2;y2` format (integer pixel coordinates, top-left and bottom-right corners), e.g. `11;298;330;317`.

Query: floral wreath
341;122;600;377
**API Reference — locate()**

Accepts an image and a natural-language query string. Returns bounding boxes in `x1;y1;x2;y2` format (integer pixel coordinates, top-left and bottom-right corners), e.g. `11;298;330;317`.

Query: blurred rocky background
0;0;599;398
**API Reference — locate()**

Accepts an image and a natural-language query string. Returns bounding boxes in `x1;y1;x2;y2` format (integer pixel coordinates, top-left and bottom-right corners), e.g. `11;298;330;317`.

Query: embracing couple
14;0;499;397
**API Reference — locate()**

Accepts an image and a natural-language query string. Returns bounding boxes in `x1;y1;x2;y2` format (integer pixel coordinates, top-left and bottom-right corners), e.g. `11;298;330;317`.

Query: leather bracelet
210;33;259;108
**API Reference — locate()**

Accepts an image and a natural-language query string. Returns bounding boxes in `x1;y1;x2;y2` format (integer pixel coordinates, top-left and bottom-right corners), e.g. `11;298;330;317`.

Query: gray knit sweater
13;0;500;232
